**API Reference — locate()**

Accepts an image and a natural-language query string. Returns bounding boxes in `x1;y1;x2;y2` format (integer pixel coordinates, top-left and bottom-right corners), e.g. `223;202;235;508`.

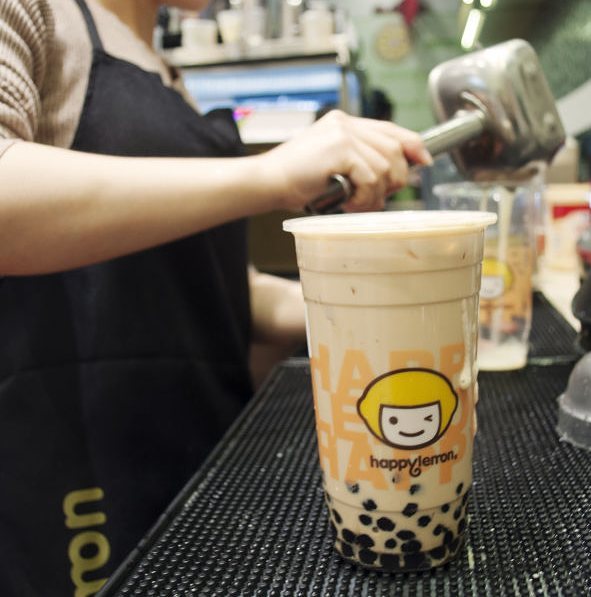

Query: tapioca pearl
359;514;372;526
456;483;464;495
346;482;360;494
409;484;421;495
443;530;454;546
362;499;377;511
441;503;450;513
458;518;467;534
380;553;401;571
332;509;343;524
402;503;418;517
433;524;445;536
377;517;395;532
403;552;427;569
449;537;461;554
429;545;447;560
385;538;397;549
340;542;354;558
356;534;375;549
342;529;356;544
359;549;378;565
462;492;470;506
417;515;431;528
396;530;415;541
401;540;422;553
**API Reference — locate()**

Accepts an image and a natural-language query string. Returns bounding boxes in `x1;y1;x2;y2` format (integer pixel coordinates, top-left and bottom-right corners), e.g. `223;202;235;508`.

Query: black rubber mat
100;295;590;597
528;292;578;362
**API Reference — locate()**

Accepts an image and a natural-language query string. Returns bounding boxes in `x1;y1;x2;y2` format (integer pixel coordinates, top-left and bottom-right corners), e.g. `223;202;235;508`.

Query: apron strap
73;0;104;52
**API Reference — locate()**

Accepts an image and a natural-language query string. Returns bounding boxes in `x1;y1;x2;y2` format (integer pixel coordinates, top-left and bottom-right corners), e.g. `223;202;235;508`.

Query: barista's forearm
249;267;306;344
0;142;279;275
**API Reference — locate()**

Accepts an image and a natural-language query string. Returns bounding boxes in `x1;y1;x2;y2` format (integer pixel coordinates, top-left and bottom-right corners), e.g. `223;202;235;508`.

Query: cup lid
283;210;497;237
557;353;591;451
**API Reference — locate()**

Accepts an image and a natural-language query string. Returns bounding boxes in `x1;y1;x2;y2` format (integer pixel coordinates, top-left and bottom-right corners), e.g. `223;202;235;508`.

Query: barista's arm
248;265;306;345
0;2;431;277
0;141;277;275
248;265;306;388
0;112;431;276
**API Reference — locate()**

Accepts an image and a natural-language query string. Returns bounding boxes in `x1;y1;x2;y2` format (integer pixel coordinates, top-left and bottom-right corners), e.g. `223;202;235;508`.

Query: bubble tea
284;211;496;571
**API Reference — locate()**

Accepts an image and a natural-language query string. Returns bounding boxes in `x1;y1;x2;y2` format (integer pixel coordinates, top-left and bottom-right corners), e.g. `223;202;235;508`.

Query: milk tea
284;211;496;571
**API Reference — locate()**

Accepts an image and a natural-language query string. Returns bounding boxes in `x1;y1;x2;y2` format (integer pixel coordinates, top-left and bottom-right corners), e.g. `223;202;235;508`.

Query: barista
0;0;432;593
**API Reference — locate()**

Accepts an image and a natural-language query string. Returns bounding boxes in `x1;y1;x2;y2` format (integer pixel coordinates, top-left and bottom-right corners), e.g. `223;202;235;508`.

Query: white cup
299;9;333;46
242;5;267;46
284;210;496;571
181;18;218;49
216;9;243;45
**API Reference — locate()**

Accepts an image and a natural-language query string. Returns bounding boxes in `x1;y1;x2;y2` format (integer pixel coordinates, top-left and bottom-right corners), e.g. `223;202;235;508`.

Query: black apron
0;2;252;595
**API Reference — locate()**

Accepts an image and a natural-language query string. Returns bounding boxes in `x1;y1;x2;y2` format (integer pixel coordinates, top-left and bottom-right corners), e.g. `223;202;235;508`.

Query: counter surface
99;293;590;596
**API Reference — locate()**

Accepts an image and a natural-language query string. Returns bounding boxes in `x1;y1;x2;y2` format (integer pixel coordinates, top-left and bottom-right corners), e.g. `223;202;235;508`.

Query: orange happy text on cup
310;342;470;491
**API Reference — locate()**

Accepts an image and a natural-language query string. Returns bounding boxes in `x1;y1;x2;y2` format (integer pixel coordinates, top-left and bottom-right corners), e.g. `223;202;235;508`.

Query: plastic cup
299;9;334;47
283;210;496;571
181;18;218;49
557;352;591;452
242;5;267;47
216;9;243;43
434;182;537;371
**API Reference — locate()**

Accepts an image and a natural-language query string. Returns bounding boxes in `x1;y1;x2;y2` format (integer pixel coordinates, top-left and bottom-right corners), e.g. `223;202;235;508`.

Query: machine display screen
182;62;361;144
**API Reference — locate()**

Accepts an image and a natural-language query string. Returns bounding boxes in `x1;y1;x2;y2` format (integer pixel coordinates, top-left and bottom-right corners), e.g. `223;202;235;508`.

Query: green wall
526;0;591;99
347;0;590;130
347;6;463;132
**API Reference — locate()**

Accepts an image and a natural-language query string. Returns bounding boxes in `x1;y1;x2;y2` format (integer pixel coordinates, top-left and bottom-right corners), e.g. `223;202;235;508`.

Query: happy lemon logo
357;369;458;450
480;257;513;300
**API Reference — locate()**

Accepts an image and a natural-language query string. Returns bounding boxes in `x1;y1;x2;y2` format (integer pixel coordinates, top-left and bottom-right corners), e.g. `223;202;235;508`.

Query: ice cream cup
284;210;496;571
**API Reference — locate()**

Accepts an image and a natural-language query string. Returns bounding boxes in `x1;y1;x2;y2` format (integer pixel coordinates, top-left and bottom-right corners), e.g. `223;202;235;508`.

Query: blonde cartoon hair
482;258;513;293
357;369;458;443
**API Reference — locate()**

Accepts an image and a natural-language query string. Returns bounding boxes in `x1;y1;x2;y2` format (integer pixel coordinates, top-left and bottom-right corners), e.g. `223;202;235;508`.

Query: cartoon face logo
357;369;458;450
480;258;513;300
380;402;441;447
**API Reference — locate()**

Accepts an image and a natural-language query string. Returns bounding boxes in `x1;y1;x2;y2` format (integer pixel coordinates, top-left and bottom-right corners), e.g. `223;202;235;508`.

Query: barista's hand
260;110;433;212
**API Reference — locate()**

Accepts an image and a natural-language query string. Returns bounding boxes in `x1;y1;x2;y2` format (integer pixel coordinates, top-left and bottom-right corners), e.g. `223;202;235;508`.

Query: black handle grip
304;174;354;215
